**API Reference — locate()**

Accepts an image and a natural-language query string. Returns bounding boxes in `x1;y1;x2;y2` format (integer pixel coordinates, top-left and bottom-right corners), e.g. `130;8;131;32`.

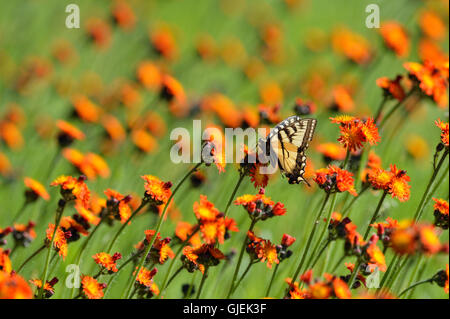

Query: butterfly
258;115;317;185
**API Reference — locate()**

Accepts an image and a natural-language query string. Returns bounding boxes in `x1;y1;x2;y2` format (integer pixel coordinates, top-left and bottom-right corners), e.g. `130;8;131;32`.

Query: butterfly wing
265;116;317;184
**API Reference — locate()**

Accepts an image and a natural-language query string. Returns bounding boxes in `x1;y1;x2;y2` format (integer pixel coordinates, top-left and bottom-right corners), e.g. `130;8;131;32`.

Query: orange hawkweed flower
141;175;172;205
331;85;354;112
93;252;122;273
132;129;158;153
419;10;446;41
314;165;357;196
331;116;380;152
101;114;126;142
139;230;175;264
136;61;162;91
51;175;90;207
379;21;410;58
285;278;309;299
81;275;105;299
160;74;186;106
182;244;225;274
249;164;269;188
256;239;279;269
433;198;449;229
0;152;12;177
361;150;382;184
56;120;85;147
390;221;443;256
104;189;132;224
86;18;111;49
46;223;69;259
316;143;347;162
136;266;158;288
175;221;201;247
193;195;220;222
71;95;102;123
29;277;58;298
0;121;24;150
235;189;285;219
365;235;387;272
419;225;442;255
0;271;33;299
111;0;136;30
150;26;177;60
368;164;411;201
404;60;449;108
0;248;12;274
376;76;406;101
332;27;373;64
435;119;449;147
24;177;50;202
12;222;36;247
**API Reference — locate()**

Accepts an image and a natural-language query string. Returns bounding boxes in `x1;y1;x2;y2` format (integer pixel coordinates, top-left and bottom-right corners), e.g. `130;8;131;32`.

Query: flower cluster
331;116;380;152
314;165;357;196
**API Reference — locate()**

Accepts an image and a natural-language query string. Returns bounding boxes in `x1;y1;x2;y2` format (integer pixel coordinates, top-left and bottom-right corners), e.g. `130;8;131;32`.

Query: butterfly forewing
264;116;317;184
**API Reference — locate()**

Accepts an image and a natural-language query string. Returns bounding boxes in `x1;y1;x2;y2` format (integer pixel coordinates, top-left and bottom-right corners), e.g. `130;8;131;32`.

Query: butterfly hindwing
266;116;317;184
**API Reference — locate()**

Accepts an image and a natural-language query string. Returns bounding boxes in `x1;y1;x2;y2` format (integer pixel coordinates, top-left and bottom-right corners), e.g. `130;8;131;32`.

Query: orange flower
46;223;69;259
104;189;132;224
93;252;122;273
0;152;12;177
314;165;357;196
331;116;380;152
376;76;406;101
136;266;158;288
111;0;136;30
182;244;225;274
24;177;50;201
0;121;24;150
132;129;158;153
257;239;279;269
56;120;85;147
200;219;225;245
101;114;126;142
0;248;12;274
150;26;177;60
51;175;90;208
435;119;449;147
193;195;220;222
332;277;352;299
175;221;201;247
433;198;449;229
419;10;446;40
365;235;387;272
141;175;172;205
71;95;102;123
419;225;441;255
11;222;36;247
404;60;448;108
141;230;175;264
445;264;449;294
331;85;354;112
361;150;382;183
316;143;347;161
285;278;309;299
136;61;162;91
0;271;33;299
309;282;332;299
332;27;373;64
29;277;58;298
160;74;186;106
86;18;111;49
379;21;409;57
368;164;411;201
249;164;269;188
81;275;105;299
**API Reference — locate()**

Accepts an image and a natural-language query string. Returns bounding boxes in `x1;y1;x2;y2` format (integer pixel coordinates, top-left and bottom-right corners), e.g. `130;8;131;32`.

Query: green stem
290;192;331;283
232;261;255;294
39;199;66;299
347;257;362;289
304;192;337;271
11;201;28;224
379;89;415;129
397;278;433;298
165;266;184;290
223;172;245;218
158;228;199;297
413;149;449;222
374;96;388;124
106;198;150;254
363;191;388;240
265;262;280;297
309;239;332;271
185;271;198;299
16;244;46;273
123;163;202;299
102;253;137;298
195;267;209;299
342;184;369;218
226;218;257;298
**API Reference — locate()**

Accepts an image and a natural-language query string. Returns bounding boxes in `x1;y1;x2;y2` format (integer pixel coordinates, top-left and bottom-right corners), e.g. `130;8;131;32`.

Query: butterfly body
260;115;317;185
